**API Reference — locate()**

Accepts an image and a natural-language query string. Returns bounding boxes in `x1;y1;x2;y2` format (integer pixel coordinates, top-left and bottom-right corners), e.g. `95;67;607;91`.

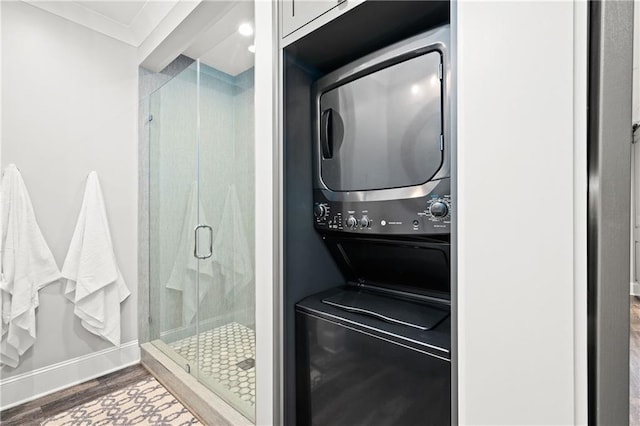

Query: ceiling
183;1;254;76
75;1;147;26
22;0;183;47
22;0;254;76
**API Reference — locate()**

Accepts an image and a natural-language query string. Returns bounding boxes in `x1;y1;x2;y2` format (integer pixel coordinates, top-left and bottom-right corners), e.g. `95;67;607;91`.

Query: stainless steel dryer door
319;51;443;192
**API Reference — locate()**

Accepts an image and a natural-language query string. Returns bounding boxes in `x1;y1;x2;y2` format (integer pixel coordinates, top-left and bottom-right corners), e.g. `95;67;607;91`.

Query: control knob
360;215;371;228
346;216;358;229
430;201;449;218
313;204;328;219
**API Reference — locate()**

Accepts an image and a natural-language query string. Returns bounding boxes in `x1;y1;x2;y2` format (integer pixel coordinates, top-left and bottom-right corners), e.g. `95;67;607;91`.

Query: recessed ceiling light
238;23;253;37
248;44;255;53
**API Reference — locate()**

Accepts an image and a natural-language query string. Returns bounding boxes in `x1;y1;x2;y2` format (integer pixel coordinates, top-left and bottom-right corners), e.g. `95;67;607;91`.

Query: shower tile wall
198;67;256;330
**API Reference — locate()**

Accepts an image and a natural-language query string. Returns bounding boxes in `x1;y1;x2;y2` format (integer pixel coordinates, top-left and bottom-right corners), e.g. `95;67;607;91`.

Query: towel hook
1;164;20;178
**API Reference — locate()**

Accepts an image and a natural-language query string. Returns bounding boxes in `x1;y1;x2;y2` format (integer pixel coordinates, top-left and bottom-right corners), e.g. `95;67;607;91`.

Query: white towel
0;164;61;368
214;184;252;295
62;172;130;346
166;182;216;326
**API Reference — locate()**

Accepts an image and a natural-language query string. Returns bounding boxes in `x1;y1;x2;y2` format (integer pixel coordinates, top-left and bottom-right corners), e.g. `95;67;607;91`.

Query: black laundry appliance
296;24;453;425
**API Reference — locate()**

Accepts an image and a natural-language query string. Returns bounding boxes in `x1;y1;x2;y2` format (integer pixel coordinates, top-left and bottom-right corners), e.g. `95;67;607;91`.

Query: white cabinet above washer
281;0;339;36
280;0;365;45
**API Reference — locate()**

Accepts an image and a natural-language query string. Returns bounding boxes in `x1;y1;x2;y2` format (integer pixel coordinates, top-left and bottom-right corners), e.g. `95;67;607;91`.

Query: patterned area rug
169;322;256;406
41;376;201;425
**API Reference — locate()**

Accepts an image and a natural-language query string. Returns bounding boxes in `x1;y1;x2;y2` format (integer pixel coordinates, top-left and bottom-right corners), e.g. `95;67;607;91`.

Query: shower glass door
149;61;200;375
148;9;256;420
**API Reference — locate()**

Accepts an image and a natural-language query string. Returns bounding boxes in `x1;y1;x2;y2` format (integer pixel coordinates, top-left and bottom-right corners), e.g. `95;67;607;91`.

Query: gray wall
282;56;345;426
1;1;138;378
634;3;639;124
588;1;634;423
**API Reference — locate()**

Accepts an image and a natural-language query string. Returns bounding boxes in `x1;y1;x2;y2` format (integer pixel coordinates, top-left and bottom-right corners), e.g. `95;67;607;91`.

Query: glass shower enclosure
147;49;255;420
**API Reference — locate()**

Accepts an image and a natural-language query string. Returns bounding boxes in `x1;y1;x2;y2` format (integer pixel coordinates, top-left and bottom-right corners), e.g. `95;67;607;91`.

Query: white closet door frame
254;0;278;424
632;130;637;297
632;0;640;297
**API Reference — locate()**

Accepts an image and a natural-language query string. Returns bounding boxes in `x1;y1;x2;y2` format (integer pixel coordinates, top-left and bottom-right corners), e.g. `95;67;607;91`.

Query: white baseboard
0;340;140;410
632;281;640;296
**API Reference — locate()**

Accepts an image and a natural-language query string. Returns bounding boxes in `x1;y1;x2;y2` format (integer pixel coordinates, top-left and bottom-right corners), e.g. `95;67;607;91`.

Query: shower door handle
194;224;213;260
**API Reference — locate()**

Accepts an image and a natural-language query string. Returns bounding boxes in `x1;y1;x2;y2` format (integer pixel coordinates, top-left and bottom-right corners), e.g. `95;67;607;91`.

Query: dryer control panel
313;181;451;236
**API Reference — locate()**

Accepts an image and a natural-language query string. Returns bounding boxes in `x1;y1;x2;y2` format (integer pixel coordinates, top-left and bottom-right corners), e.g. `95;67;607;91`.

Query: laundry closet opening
280;2;454;424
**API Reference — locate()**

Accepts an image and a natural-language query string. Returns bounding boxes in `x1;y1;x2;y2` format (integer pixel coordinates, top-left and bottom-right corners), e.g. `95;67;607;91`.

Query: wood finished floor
0;364;150;426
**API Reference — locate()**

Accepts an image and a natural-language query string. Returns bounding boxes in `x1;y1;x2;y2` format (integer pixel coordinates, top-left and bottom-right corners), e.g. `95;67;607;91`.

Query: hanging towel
214;184;252;296
0;164;61;368
62;172;130;346
166;181;217;326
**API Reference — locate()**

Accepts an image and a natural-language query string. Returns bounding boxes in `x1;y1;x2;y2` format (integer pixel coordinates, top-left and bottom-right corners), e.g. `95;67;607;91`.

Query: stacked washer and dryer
294;25;453;425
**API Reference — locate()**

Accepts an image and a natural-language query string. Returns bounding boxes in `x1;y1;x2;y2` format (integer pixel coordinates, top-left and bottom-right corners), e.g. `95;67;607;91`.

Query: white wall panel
255;0;277;424
457;2;582;424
